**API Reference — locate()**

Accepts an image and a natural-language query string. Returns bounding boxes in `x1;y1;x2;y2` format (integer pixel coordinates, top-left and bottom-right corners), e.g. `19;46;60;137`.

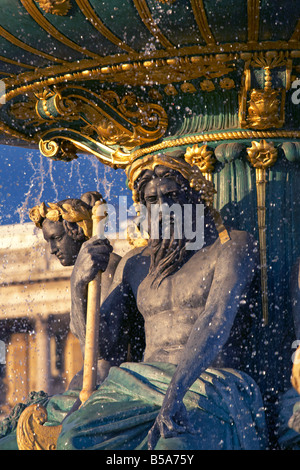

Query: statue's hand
71;236;113;287
147;399;194;450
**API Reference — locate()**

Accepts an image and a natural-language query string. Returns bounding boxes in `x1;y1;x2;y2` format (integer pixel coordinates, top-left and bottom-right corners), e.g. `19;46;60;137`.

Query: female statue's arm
69;236;113;353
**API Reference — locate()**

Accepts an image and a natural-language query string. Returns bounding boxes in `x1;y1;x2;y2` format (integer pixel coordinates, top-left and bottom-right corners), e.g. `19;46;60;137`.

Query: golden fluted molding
247;0;260;43
190;0;215;45
0;24;68;64
75;0;136;54
133;0;175;49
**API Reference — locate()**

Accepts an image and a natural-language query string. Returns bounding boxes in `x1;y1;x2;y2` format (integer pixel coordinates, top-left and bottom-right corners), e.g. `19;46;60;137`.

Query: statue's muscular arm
148;231;259;449
97;249;143;366
70;236;113;353
71;239;144;371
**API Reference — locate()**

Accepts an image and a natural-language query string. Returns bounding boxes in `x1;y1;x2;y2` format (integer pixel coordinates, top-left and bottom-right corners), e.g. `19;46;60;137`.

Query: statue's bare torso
136;243;216;364
106;229;257;367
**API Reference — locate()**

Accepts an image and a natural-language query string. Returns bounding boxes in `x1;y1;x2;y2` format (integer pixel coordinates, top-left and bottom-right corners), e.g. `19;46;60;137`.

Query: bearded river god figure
0;154;268;450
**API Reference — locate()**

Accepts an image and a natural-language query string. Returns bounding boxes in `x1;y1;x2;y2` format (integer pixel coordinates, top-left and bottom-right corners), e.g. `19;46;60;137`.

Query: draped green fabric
54;363;267;451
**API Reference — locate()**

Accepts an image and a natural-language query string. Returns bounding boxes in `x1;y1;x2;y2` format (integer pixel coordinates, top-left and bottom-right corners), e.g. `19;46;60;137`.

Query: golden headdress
125;151;230;244
29;200;94;239
126;152;216;207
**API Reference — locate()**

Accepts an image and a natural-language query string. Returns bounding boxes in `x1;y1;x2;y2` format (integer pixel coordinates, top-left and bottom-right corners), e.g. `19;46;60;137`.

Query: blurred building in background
0;223;130;417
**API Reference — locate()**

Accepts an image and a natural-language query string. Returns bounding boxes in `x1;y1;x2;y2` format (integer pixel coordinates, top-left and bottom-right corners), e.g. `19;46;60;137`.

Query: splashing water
14;151;126;224
15;153;47;224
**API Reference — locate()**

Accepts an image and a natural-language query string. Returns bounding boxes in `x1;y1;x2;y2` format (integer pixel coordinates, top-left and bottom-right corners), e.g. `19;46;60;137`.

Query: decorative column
246;140;278;325
5;333;29;407
34;316;50;393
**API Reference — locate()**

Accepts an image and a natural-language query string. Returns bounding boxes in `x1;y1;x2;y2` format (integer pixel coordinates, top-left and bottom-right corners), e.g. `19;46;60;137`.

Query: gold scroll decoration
247;139;278;325
33;88;168;162
16;404;62;450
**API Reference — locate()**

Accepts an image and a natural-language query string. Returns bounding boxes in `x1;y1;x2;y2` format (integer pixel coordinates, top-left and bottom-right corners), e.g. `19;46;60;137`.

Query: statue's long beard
148;222;187;288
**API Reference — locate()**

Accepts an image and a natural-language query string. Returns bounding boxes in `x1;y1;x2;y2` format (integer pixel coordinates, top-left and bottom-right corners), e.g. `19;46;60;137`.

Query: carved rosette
246;139;278;169
184;144;216;181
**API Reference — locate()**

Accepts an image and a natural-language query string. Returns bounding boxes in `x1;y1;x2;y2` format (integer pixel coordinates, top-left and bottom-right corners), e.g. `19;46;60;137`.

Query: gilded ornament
35;89;77;120
148;89;163;101
246;139;278;169
32;87;168;156
29;198;96;238
0;23;69;65
21;0;101;60
184;144;216;174
130;130;300;163
181;82;197;93
133;0;174;48
3;53;235;103
246;138;278;325
239;52;289;129
246;64;284;129
80;90;168;149
75;0;135;54
190;0;215;45
247;0;260;43
246;138;277;325
247;88;283;129
16;404;62;450
219;77;235;90
164;84;178;95
34;0;71;15
9;100;37;121
200;79;215;92
250;51;287;70
39;139;78;162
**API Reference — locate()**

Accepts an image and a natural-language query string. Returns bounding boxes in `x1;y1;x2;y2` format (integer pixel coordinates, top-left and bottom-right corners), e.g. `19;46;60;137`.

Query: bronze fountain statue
4;153;269;450
0;0;299;452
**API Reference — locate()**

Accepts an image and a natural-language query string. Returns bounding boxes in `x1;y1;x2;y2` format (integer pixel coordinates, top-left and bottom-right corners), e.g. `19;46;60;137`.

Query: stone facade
0;222;130;416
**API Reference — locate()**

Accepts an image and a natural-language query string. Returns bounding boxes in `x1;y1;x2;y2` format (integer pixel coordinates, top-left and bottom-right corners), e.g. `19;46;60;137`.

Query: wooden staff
79;200;106;405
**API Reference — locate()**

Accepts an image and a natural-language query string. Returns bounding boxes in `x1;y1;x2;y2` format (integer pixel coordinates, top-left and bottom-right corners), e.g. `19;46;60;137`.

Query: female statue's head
29;191;104;266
